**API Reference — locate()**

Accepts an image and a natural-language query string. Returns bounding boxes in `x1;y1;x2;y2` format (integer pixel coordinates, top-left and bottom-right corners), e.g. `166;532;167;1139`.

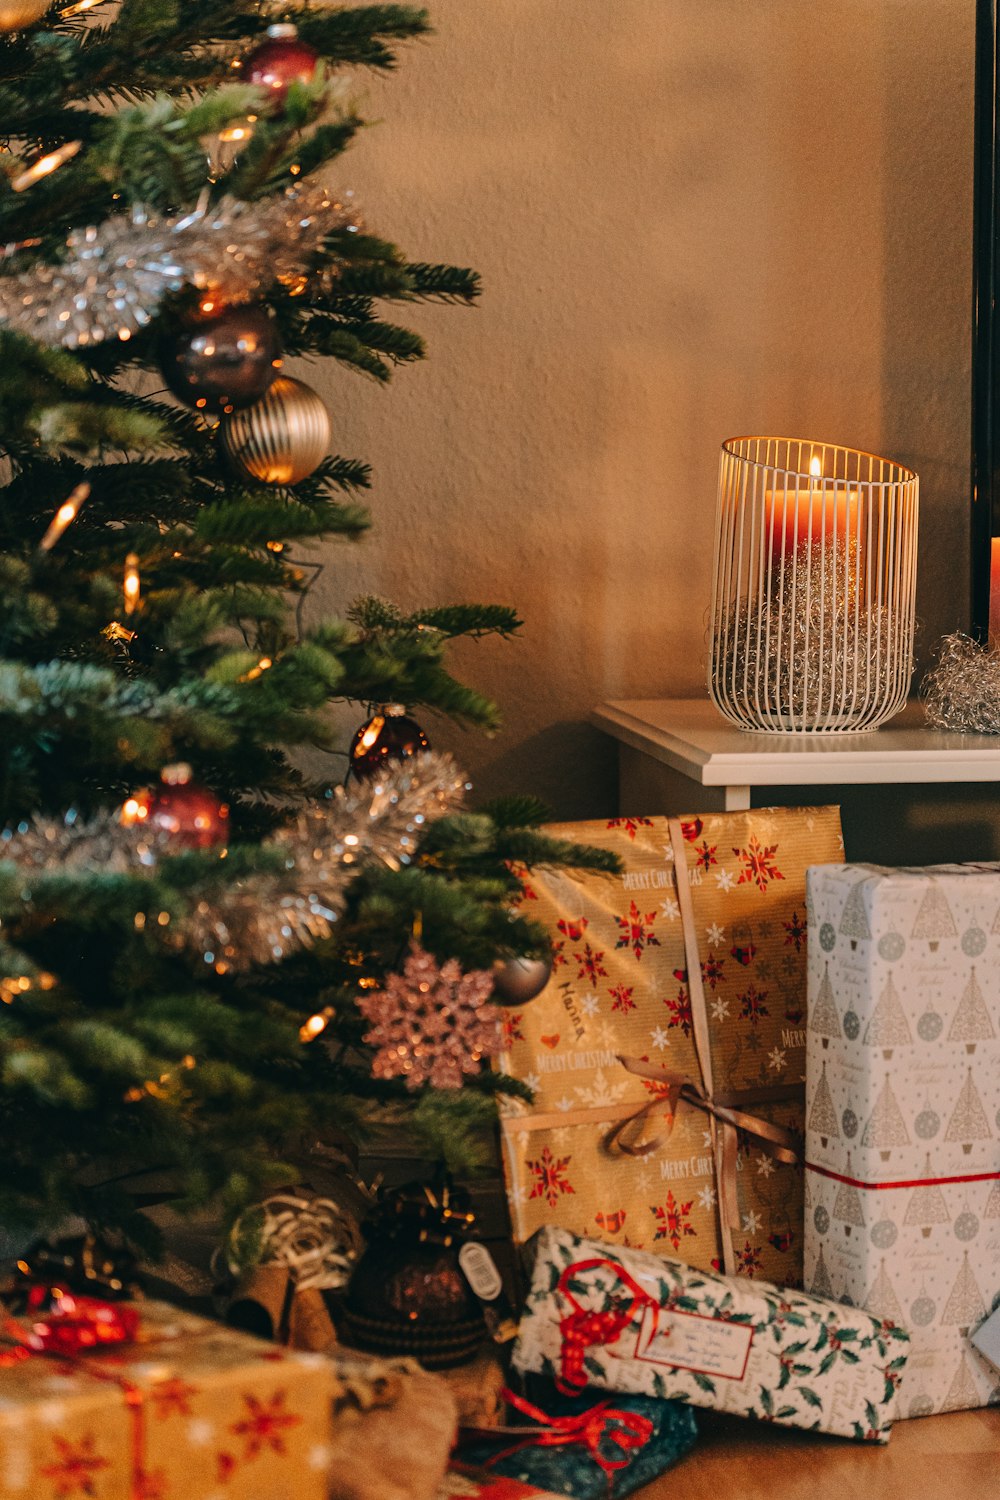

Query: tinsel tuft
0;184;362;350
1;751;467;970
920;631;1000;733
713;544;907;727
357;943;500;1091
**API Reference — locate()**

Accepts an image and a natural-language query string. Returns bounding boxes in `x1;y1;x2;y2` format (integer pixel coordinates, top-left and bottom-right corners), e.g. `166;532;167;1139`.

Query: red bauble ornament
349;706;430;781
241;24;319;106
159;304;283;415
123;764;229;850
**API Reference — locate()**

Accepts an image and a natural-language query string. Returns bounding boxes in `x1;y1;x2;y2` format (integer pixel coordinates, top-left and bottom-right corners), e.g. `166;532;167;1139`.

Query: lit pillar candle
764;456;860;560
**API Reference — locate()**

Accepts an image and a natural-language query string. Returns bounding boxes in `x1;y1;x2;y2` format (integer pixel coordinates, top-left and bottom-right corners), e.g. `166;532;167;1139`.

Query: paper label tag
458;1241;503;1301
629;1302;754;1382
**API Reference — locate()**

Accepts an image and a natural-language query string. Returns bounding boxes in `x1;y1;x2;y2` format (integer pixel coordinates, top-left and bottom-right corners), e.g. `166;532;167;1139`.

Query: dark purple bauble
241;24;319;106
491;954;552;1006
349;708;430;780
160;305;283;415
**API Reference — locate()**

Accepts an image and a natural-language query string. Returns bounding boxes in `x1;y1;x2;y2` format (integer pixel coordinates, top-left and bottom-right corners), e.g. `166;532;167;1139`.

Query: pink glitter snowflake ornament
357;943;501;1090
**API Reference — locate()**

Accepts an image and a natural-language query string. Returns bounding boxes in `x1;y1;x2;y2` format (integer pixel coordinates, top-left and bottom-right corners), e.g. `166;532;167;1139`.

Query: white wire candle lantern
708;437;918;732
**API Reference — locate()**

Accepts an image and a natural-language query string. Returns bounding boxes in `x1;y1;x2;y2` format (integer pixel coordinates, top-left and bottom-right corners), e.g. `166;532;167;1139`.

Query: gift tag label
629;1301;754;1382
459;1241;503;1301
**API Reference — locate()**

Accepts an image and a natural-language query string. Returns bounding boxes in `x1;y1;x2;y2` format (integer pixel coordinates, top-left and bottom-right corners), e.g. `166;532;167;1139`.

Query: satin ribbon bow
487;1386;654;1485
554;1257;657;1395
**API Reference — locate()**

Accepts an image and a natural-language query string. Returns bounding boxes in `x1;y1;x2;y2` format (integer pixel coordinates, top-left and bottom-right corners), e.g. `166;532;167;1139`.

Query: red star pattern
737;1242;763;1277
615;901;660;959
609;984;635;1013
606;817;653;840
526;1145;575;1206
701;954;725;990
733;836;785;893
783;910;807;951
651;1191;696;1250
575;940;607;987
39;1435;109;1497
230;1389;302;1461
665;980;693;1035
553;916;587;968
694;840;718;871
150;1376;199;1419
738;982;769;1026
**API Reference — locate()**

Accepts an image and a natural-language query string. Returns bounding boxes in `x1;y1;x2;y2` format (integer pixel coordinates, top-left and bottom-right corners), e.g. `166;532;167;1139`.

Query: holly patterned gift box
512;1226;909;1443
0;1297;334;1499
805;862;1000;1418
499;808;843;1285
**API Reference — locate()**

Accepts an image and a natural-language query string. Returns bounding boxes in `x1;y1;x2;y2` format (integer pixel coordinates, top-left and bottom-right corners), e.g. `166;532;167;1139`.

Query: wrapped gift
441;1472;566;1498
513;1226;909;1443
500;808;843;1283
457;1378;698;1497
805;861;1000;1417
0;1295;334;1499
325;1351;458;1500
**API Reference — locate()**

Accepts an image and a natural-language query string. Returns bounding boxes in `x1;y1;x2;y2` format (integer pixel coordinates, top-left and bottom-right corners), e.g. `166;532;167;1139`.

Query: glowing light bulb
39;482;89;552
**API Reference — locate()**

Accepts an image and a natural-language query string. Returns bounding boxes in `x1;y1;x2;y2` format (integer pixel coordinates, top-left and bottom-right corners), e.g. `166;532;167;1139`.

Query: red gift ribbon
1;1284;149;1500
486;1386;654;1485
555;1258;657;1396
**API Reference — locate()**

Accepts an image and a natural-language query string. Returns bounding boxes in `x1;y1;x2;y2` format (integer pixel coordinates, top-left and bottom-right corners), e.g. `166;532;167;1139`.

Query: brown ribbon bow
600;819;802;1276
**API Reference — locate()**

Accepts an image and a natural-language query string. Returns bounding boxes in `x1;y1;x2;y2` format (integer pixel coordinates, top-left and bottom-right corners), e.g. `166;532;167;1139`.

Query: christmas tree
945;1069;993;1152
911;881;957;949
0;2;613;1251
831;1155;865;1232
942;1252;986;1329
837;878;872;949
807;1062;840;1145
808;961;840;1046
861;973;912;1053
903;1154;951;1233
860;1073;910;1154
947;968;995;1050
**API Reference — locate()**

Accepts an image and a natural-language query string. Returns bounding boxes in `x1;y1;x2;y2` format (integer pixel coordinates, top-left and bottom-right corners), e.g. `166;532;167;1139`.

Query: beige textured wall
304;1;974;817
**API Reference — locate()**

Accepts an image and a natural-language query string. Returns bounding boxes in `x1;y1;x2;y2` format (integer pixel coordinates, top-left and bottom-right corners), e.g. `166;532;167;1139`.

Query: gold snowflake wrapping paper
805;863;1000;1418
0;1298;335;1500
498;807;843;1287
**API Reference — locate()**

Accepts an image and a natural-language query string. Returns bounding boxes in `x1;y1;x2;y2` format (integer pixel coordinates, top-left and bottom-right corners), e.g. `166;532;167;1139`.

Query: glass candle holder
708;437;919;733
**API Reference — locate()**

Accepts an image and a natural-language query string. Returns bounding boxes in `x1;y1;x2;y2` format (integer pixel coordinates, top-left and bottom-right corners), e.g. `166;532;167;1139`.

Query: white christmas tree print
832;1154;866;1234
903;1153;951;1236
809;1244;834;1298
808;1062;840;1147
911;881;957;951
860;1073;911;1159
864;1258;904;1324
947;968;995;1054
862;972;912;1057
945;1068;993;1154
809;962;840;1049
942;1252;986;1330
984;1178;1000;1220
839;880;872;950
944;1352;983;1414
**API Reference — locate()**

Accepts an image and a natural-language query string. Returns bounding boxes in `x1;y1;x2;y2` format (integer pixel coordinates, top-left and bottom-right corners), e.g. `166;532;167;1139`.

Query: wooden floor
635;1408;1000;1499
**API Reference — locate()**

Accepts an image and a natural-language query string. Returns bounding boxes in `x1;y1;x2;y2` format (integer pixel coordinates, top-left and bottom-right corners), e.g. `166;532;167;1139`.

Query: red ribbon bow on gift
555;1258;657;1396
488;1387;654;1486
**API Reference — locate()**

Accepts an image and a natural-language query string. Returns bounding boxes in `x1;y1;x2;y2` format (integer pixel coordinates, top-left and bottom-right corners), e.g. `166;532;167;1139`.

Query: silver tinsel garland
0;184;362;350
0;752;467;970
921;632;1000;733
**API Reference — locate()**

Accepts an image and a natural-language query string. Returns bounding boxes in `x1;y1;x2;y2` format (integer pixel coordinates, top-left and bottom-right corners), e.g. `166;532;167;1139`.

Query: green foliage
0;0;609;1248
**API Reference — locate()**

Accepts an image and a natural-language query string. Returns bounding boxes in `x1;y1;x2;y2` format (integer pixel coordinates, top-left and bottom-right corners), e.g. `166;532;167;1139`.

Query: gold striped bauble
219;375;331;485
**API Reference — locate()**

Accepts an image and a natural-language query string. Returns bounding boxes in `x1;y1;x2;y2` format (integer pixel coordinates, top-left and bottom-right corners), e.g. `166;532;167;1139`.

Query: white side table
591;698;1000;864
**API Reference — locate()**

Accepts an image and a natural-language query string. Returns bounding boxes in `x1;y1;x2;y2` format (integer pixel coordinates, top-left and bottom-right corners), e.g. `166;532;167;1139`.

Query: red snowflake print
733;836;785;893
609;984;635;1013
637;1055;673;1100
575;941;607;987
506;861;539;900
783;910;807;952
665;983;693;1035
230;1389;302;1461
701;954;725;990
606;817;653;840
527;1145;576;1207
553;916;587;968
737;1242;763;1277
501;1012;524;1046
615;901;660;960
150;1376;199;1419
738;982;769;1026
651;1191;696;1250
40;1435;110;1498
680;818;703;842
694;840;718;872
730;939;756;967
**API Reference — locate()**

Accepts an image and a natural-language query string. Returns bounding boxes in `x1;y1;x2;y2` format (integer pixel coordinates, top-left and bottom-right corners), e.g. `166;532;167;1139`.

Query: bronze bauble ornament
220;375;331;485
349;707;430;781
160;304;282;415
491;953;552;1006
0;0;50;33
